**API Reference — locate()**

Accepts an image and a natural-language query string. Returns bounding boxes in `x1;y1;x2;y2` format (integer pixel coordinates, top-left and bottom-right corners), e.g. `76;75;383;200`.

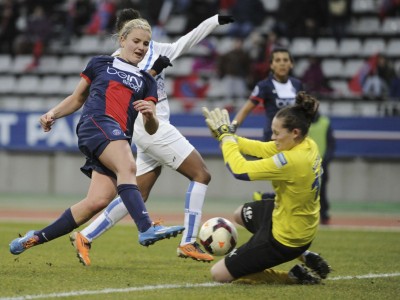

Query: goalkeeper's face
271;117;300;151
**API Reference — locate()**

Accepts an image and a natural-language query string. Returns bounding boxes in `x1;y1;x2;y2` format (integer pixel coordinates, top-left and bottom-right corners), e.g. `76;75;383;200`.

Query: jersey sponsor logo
107;66;143;92
273;152;288;168
275;97;296;108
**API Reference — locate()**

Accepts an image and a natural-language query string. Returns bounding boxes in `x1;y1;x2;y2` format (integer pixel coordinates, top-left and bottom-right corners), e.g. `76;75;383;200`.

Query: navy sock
117;184;152;232
35;208;78;243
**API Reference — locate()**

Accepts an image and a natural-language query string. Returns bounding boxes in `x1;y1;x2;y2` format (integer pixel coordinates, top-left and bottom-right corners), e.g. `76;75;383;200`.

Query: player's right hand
39;112;55;132
202;107;235;141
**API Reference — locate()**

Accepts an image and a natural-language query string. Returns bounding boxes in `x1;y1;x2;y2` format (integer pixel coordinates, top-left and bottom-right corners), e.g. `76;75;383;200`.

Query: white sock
81;197;128;242
180;181;208;245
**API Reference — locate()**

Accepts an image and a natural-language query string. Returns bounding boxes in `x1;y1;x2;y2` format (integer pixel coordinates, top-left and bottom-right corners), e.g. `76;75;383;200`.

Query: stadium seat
290;38;314;56
352;0;376;13
292;58;310;77
71;36;102;55
11;55;33;74
164;15;186;35
314;38;338;57
337;38;362;57
329;80;352;97
62;76;81;94
0;96;23;110
40;75;63;95
385;39;400;57
0;54;12;73
321;59;344;78
36;56;60;74
351;17;380;35
57;55;85;75
15;75;41;95
261;0;278;11
0;75;17;94
381;17;400;35
361;38;386;56
342;59;365;78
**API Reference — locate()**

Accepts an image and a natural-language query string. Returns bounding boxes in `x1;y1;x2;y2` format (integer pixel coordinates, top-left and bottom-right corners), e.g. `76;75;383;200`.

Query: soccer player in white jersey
69;9;235;265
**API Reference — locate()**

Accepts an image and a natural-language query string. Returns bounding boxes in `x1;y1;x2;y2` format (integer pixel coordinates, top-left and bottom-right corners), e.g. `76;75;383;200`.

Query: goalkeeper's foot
304;252;332;279
177;242;214;262
288;264;321;285
70;231;91;266
253;191;275;201
139;222;184;246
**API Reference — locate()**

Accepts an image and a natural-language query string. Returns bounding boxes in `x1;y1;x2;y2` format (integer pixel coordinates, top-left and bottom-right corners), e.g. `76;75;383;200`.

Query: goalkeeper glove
218;15;235;25
202;107;235;141
151;55;172;75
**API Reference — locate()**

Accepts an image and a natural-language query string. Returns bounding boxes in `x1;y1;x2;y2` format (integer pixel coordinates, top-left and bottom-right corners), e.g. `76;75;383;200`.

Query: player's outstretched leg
9;230;39;255
139;221;185;246
177;242;213;262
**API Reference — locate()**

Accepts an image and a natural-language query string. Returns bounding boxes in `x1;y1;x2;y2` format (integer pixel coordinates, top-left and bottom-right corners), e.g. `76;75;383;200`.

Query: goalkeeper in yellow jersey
202;92;330;285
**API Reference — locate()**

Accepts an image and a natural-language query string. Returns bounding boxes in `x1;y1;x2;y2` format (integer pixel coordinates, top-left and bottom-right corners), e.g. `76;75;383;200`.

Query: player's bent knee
211;259;234;283
233;205;244;226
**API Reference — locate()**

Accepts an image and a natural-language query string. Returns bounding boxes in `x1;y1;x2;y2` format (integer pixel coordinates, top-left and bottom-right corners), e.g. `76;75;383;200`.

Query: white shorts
133;120;194;176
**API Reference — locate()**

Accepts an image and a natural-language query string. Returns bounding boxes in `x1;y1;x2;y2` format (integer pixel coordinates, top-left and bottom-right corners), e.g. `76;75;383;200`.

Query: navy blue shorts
76;115;131;179
225;200;310;278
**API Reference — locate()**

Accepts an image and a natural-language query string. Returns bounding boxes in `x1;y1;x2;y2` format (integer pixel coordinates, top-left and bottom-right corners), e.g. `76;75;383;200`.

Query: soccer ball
199;217;238;256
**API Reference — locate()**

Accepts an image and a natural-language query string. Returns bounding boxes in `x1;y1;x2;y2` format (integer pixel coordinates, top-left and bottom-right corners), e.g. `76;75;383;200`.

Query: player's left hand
151;55;172;75
218;15;235;25
202;107;235;141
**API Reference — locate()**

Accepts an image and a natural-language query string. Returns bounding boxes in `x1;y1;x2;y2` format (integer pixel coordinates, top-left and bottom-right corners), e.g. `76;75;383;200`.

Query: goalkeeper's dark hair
275;91;319;137
115;8;142;32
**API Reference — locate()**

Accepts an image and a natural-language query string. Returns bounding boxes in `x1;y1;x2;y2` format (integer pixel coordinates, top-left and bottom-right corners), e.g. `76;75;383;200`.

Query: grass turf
1;222;400;300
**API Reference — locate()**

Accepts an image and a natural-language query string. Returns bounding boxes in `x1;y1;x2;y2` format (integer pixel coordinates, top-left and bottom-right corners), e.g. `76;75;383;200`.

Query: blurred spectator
192;38;218;75
184;0;219;32
227;0;267;38
13;5;52;70
85;0;117;35
389;67;400;101
217;38;251;108
246;30;286;87
326;0;352;41
362;54;395;100
64;0;95;43
0;0;19;55
274;0;326;39
379;0;400;20
301;56;333;97
308;112;336;225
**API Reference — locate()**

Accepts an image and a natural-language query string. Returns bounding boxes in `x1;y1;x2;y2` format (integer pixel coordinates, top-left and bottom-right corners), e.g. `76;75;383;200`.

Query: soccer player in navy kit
233;47;303;141
69;9;235;265
9;18;184;256
203;92;327;284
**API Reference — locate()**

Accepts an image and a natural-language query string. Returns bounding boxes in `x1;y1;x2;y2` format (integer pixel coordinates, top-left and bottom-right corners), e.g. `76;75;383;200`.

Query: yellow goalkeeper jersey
221;136;322;248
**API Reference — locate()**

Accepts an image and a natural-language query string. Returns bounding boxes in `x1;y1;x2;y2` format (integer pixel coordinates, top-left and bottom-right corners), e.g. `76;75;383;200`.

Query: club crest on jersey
273;152;288;168
112;129;122;136
107;66;143;92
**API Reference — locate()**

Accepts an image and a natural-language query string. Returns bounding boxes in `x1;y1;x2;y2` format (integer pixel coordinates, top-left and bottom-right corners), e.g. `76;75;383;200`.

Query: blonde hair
118;18;152;40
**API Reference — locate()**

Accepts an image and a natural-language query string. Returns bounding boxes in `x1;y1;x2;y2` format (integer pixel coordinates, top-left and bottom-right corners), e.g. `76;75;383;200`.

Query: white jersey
113;14;220;125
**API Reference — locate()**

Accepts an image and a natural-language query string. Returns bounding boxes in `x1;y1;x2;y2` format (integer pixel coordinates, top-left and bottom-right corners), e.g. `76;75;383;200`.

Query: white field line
1;273;400;300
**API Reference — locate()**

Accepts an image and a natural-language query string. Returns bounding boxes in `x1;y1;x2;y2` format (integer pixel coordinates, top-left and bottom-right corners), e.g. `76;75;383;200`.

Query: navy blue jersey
80;56;158;138
250;74;303;141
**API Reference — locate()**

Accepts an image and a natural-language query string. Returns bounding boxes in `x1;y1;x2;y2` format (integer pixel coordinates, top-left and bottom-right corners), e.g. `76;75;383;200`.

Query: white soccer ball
199;217;238;256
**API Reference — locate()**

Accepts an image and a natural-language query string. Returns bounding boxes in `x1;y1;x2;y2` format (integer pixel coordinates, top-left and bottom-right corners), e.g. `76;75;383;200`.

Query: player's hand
218;15;235;25
39;111;55;132
202;107;235;141
151;55;172;75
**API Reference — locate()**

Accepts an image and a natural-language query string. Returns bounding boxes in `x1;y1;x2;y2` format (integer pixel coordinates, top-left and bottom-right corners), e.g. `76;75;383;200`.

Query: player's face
271;117;298;151
270;52;293;81
120;28;151;65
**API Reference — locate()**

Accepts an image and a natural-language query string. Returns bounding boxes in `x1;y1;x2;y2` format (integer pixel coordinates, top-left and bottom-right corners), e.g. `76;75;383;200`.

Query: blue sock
117;184;152;232
35;208;78;243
